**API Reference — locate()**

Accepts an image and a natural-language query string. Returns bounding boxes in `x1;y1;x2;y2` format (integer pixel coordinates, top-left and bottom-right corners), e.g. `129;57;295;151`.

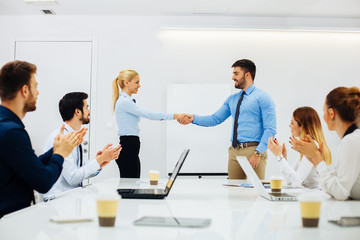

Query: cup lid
270;175;283;180
97;192;121;201
149;170;160;174
298;192;323;202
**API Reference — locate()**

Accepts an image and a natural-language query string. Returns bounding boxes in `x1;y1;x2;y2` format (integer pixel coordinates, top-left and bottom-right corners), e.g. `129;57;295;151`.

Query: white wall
0;15;359;180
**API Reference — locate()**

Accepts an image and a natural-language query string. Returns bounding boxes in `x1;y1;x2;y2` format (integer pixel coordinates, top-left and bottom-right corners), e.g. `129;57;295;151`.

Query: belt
235;141;259;149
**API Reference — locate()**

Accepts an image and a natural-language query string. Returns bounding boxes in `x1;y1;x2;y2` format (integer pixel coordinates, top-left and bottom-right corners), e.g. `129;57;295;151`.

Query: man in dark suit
0;60;85;218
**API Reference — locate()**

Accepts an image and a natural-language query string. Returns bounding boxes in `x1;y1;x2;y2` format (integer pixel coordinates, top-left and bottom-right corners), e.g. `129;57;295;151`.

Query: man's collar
0;105;24;128
242;83;256;95
63;122;75;133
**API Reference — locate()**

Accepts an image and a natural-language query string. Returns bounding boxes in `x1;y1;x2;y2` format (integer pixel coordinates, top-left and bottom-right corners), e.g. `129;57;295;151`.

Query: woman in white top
112;69;184;178
268;107;331;189
291;87;360;200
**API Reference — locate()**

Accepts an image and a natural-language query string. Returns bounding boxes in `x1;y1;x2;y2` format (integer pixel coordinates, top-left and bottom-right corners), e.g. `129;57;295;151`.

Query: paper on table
50;216;93;223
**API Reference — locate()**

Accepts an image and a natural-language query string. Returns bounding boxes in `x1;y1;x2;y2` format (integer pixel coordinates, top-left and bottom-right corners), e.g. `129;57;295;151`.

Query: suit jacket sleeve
2;128;64;193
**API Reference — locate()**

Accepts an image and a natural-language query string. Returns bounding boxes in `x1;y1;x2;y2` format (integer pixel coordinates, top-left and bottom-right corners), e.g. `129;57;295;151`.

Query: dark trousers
115;136;141;178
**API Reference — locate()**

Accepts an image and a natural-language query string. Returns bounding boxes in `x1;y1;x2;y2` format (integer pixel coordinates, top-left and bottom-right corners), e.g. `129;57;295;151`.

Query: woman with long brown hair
268;107;331;189
291;87;360;200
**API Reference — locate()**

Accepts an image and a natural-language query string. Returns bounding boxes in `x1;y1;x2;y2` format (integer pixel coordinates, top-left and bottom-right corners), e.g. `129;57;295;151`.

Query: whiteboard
166;84;232;174
159;29;360;178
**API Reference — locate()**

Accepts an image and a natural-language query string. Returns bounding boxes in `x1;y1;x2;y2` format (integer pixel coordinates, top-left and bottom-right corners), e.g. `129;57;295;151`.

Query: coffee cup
270;176;283;193
96;194;120;227
298;193;323;228
149;170;160;185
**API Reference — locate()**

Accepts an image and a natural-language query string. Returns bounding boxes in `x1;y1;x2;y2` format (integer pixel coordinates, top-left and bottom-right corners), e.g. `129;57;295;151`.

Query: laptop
117;149;190;199
236;156;299;201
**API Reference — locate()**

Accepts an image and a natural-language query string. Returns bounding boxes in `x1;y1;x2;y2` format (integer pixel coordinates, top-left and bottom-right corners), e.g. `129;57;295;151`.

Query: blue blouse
114;92;173;136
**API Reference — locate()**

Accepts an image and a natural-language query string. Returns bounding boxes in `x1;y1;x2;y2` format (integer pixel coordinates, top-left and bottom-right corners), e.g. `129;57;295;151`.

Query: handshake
174;114;194;125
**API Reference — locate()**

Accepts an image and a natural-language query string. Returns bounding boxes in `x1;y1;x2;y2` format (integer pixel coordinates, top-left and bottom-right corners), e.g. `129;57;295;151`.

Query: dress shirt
193;84;276;154
280;155;320;189
115;91;173;136
316;129;360;200
43;123;100;200
0;105;63;217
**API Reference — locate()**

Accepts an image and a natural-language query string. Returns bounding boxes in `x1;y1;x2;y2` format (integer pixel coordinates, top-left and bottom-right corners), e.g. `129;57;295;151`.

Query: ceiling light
24;0;58;5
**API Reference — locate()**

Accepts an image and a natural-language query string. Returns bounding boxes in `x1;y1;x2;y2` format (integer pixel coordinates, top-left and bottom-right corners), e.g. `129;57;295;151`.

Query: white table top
1;177;360;240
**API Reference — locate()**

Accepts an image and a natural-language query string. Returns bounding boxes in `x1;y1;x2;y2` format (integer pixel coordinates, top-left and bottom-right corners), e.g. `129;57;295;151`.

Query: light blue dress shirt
193;84;276;154
43;123;100;201
115;92;173;136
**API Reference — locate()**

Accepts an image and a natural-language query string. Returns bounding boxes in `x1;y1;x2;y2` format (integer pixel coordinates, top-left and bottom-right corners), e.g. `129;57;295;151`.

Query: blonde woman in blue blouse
112;69;183;178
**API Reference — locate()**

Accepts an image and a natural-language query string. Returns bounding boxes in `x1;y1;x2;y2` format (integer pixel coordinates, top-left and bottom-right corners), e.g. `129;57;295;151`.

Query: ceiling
0;0;359;18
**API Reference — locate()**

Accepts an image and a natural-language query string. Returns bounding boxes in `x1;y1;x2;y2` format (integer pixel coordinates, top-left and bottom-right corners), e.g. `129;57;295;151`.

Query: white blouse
279;155;320;189
316;129;360;200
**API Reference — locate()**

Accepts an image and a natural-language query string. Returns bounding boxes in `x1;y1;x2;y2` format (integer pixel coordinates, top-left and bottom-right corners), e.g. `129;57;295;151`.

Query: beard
235;77;246;89
23;92;37;113
80;114;90;124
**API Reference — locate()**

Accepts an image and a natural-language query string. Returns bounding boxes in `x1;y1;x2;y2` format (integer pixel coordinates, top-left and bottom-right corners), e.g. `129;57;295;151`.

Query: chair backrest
33;190;44;204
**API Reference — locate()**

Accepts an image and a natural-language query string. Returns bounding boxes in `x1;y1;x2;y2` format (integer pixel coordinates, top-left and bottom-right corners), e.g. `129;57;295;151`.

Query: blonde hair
293;107;332;165
111;69;139;112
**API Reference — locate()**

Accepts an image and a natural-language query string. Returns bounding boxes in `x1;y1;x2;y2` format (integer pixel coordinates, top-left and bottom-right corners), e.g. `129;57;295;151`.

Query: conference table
1;177;360;240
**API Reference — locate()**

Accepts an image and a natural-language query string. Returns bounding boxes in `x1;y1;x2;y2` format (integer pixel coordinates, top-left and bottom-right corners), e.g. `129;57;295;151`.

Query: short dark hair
59;92;88;121
0;61;37;101
232;59;256;80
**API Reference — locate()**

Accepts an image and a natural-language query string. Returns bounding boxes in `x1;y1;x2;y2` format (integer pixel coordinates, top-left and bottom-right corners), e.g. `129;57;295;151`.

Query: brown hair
231;59;256;80
326;87;360;125
293;106;332;165
111;69;139;112
0;60;37;101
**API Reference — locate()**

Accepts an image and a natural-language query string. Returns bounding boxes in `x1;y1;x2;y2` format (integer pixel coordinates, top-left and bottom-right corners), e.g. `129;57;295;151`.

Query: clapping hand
96;144;122;169
53;124;88;158
289;135;323;166
267;137;287;159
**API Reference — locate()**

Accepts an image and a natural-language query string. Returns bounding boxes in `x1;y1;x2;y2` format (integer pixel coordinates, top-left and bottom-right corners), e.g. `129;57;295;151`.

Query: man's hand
53;124;88;158
96;144;121;168
177;114;194;125
248;153;261;168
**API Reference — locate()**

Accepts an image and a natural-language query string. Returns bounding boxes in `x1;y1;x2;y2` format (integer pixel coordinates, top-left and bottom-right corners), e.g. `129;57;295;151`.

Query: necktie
79;144;83;167
232;91;245;148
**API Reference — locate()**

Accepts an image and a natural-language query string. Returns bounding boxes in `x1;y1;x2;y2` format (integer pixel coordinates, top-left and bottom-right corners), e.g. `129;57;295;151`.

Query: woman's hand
282;142;287;160
267;137;283;157
53;125;87;158
289;135;323;166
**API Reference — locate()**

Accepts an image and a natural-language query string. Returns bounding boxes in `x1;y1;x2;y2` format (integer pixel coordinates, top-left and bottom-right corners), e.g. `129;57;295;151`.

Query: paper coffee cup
96;193;120;227
149;170;160;185
298;193;323;228
270;176;283;193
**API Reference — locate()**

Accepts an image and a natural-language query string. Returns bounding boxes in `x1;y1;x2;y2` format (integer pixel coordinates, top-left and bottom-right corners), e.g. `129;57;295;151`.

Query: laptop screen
236;156;271;199
165;149;190;194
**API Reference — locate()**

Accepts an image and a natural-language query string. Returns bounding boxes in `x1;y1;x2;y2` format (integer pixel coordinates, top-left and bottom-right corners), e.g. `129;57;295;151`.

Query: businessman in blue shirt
179;59;276;179
0;61;85;218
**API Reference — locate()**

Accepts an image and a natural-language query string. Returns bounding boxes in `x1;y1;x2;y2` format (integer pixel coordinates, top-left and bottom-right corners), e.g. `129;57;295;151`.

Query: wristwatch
255;150;262;157
276;155;284;162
